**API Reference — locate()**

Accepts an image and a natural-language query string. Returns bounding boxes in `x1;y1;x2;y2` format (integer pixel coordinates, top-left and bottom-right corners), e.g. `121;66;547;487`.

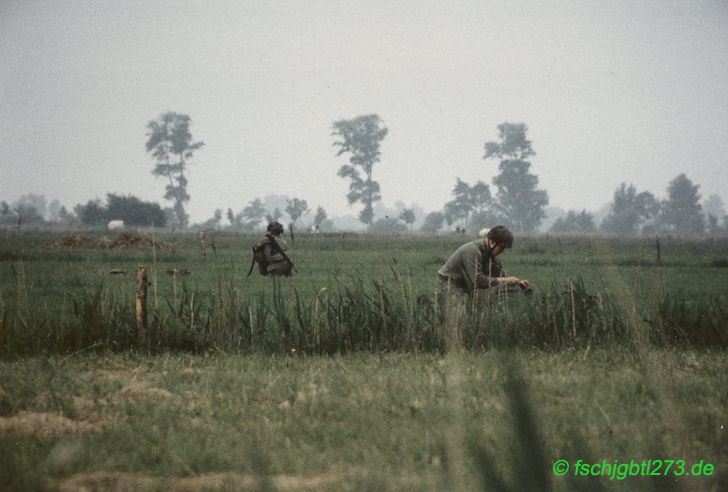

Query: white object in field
478;228;490;238
108;220;124;230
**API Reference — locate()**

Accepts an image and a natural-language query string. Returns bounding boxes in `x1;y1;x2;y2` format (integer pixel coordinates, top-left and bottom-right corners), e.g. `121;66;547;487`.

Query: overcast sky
2;0;727;223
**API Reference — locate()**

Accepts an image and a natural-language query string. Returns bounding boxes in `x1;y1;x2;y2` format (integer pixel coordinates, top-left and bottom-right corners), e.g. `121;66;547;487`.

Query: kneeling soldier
248;221;295;277
437;225;529;296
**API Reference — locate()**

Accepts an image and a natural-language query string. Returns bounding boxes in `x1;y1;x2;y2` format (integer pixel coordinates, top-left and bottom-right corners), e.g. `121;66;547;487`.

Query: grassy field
2;350;727;490
2;229;728;355
1;229;727;490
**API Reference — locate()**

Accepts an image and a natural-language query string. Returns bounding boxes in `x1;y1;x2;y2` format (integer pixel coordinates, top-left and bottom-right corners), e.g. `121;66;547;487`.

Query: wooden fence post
656;237;661;264
136;266;148;347
198;231;207;261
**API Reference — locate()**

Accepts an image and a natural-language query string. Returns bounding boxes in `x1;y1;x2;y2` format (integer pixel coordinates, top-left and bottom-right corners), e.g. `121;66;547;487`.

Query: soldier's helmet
267;221;284;235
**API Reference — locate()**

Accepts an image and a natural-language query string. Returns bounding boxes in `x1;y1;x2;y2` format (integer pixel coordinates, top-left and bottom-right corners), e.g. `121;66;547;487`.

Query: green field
1;229;727;490
2;230;728;355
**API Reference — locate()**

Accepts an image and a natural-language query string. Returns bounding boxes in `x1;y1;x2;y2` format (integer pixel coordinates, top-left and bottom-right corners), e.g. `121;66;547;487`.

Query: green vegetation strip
2;232;728;355
1;350;726;490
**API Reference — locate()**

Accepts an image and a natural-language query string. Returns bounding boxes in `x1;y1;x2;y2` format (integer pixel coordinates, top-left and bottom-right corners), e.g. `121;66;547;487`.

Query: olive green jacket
437;240;502;292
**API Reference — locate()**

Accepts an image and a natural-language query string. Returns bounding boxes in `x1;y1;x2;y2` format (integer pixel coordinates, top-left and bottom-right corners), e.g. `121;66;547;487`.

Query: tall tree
242;198;267;229
332;114;388;226
0;201;17;225
313;206;328;227
703;194;725;221
16;194;48;220
286;198;309;227
660;173;705;236
146;112;204;228
444;178;495;229
265;207;283;224
484;123;548;233
399;208;416;231
48;199;62;222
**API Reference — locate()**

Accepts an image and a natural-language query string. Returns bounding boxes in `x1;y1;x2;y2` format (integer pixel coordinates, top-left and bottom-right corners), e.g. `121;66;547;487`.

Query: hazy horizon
2;0;727;224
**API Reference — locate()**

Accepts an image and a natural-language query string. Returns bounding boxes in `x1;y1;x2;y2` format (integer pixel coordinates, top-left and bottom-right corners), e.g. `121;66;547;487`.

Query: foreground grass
1;349;726;490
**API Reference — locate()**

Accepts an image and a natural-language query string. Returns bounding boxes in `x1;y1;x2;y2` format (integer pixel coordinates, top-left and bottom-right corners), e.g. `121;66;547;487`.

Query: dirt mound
47;231;176;252
0;411;102;437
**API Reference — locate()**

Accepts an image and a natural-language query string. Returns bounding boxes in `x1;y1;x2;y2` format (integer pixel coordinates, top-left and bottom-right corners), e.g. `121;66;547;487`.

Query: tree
332;114;388;226
370;217;407;234
58;206;75;223
227;208;235;227
74;199;107;225
443;179;494;228
0;201;17;225
703;193;726;235
242;198;267;229
198;209;223;229
483;123;548;233
421;211;445;233
73;195;166;227
146;112;204;228
313;206;328;227
106;193;166;227
16;205;44;225
549;210;596;234
16;194;48;220
399;208;416;231
265;207;283;224
285;198;309;227
660;173;705;236
48;199;62;222
600;183;659;235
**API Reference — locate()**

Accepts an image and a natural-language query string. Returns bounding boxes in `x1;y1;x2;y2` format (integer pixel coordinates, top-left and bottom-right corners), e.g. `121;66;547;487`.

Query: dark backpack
248;238;268;276
247;235;282;276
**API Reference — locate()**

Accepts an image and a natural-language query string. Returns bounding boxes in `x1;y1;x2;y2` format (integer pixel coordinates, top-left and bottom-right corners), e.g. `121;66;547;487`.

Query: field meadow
1;228;727;490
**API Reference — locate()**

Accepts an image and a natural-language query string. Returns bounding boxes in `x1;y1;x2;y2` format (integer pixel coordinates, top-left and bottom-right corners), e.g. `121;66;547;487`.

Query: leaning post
656;237;661;264
136;265;148;347
198;231;207;261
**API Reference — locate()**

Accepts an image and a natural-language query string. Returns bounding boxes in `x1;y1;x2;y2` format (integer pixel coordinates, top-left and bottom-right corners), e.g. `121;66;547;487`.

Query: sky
2;0;728;224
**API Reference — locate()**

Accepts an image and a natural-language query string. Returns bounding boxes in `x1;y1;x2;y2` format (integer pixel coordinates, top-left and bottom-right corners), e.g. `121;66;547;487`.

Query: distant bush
549;210;596;234
74;194;166;227
369;217;407;234
420;212;445;233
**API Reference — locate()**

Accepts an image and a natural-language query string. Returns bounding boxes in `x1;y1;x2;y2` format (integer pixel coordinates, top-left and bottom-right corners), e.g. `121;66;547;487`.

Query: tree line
3;111;725;236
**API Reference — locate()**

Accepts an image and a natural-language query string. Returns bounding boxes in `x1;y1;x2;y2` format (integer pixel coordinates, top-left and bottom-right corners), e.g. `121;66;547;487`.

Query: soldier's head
485;225;513;257
267;221;284;236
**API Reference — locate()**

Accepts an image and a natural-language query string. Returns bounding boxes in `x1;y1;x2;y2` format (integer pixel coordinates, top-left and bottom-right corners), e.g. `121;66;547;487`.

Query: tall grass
1;270;726;357
2;230;727;356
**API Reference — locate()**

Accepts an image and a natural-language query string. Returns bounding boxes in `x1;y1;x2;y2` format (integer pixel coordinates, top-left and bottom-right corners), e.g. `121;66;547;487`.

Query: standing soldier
248;221;295;277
